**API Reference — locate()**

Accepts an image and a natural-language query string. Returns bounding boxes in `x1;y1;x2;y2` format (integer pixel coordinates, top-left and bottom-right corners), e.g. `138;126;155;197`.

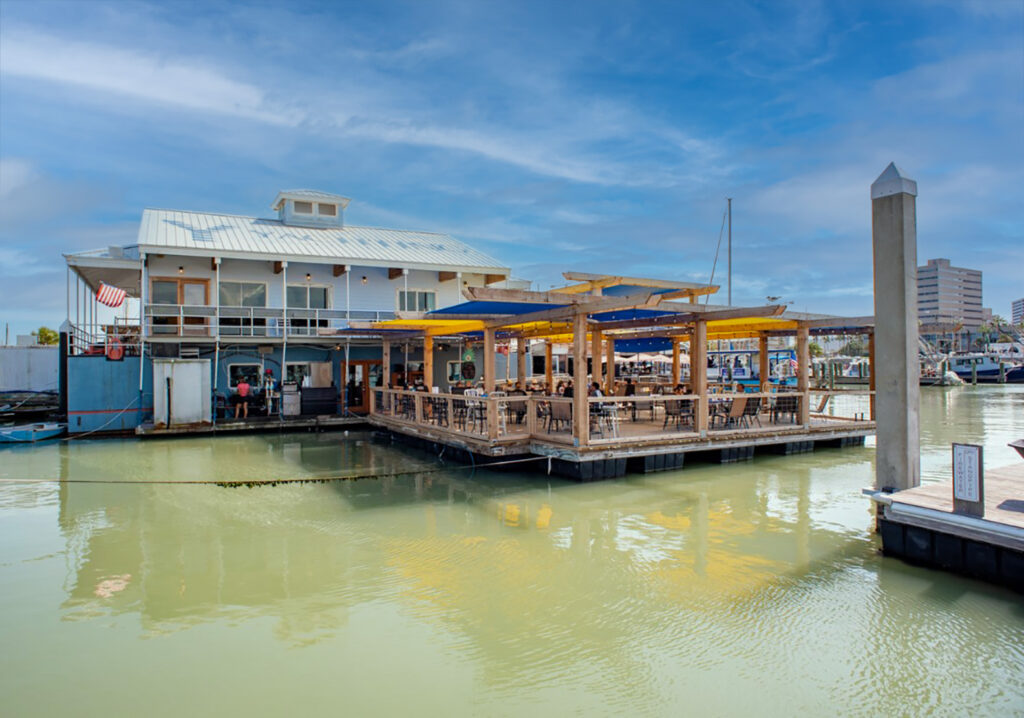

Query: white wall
145;255;488;313
0;346;59;392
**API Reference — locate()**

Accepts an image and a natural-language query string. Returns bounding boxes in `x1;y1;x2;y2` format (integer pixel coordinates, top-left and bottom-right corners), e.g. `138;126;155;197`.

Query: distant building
917;258;984;330
1013;297;1024;325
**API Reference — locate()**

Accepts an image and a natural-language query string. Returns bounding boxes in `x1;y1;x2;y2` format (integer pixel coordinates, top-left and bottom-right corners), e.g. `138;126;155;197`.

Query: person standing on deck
234;379;251;419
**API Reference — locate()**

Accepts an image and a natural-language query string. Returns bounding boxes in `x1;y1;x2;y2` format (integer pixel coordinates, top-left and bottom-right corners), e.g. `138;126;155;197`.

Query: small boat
948;353;1024;383
0;422;66;443
1010;440;1024;460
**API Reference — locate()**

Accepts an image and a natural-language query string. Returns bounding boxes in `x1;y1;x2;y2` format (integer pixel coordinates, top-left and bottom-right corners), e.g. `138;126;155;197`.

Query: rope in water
0;454;552;488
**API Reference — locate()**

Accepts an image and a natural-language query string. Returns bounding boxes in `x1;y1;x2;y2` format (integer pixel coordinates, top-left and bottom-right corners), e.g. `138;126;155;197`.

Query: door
150;278;209;336
344;360;383;413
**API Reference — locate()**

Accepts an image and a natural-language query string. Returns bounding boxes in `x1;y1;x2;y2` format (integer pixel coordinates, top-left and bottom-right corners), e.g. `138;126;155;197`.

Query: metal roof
272;189;352;210
135;208;509;274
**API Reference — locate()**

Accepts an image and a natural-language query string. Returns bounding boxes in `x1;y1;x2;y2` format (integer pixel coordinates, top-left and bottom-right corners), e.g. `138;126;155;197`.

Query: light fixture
305;273;311;282
361;276;368;285
178;266;184;274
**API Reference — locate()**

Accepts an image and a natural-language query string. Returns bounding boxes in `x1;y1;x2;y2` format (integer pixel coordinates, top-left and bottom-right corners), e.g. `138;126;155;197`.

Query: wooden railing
370;388;876;448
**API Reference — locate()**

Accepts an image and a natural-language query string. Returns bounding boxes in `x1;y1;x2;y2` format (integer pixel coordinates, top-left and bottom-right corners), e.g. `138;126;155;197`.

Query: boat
1011;440;1024;460
947;353;1024;383
0;422;66;443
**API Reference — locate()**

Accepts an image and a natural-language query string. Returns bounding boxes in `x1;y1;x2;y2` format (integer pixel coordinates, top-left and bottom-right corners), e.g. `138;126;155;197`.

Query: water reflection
1;388;1022;715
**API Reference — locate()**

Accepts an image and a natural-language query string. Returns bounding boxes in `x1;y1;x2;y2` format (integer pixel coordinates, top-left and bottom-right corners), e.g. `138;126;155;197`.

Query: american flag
96;282;127;308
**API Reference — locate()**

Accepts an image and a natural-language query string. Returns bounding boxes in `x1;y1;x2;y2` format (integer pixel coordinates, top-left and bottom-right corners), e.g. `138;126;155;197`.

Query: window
228;363;262;389
219;282;266;307
219;282;267;336
398;290;437;312
287;285;329;335
287;285;329;309
294;200;313;214
286;362;311;385
317;203;336;216
149;278;209;336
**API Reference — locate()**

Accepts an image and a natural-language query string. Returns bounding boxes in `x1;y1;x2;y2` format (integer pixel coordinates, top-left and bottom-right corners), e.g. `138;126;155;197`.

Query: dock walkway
872;463;1024;591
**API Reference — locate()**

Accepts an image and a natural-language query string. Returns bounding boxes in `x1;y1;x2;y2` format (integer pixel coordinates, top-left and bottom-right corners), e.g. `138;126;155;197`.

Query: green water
1;387;1022;717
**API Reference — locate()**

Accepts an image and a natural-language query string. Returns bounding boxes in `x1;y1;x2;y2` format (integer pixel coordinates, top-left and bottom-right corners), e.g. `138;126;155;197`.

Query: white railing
67;319;142;357
143;304;396;338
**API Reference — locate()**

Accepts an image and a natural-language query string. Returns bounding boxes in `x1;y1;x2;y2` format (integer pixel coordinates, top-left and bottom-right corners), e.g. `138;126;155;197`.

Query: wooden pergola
368;281;876;445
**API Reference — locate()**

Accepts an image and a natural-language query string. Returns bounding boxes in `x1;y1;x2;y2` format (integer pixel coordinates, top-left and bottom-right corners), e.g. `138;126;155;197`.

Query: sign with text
952;443;984;517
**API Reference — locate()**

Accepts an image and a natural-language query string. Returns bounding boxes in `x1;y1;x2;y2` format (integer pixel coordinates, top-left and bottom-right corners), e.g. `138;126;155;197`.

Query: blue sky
1;0;1021;337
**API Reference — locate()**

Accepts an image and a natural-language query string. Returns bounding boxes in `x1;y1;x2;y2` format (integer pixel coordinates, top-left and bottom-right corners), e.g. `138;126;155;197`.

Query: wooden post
797;324;810;425
590;328;602;390
484;327;496;393
671;338;681;386
423;335;434;389
545;341;553;390
693;320;708;434
605;336;615;394
572;312;589;445
382;340;391;389
516;337;527;384
759;333;770;393
868;331;876;420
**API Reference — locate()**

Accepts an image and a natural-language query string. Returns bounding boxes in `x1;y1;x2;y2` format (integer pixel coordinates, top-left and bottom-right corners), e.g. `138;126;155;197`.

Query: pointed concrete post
871;163;920;491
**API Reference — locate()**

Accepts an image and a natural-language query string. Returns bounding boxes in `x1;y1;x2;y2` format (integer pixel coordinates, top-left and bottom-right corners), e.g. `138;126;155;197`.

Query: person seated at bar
563;381;573;398
232;378;251;419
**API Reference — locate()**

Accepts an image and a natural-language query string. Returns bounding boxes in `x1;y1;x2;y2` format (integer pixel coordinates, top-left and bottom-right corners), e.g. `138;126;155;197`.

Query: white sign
952;443;981;502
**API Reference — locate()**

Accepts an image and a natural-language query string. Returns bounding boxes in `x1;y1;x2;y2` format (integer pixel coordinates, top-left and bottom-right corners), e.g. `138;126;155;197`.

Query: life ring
106;338;124;361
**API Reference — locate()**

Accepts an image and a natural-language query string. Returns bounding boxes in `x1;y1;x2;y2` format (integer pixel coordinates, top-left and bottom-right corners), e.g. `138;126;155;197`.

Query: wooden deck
885;463;1024;549
367;388;875;468
136;414;367;437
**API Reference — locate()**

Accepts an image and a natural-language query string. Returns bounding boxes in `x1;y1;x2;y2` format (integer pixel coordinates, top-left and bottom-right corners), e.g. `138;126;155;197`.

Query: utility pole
727;197;732;306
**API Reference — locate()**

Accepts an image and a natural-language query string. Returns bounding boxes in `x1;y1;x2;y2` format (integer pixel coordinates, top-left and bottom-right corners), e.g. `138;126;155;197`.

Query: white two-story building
63;189;510;432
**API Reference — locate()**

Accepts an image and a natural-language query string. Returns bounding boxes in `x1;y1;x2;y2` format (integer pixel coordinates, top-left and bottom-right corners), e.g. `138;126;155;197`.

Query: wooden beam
797;315;875;329
333;264;348;277
483;291;659;329
671;338;681;386
551;277;621;294
483;327;496;392
423;335;434;390
545;341;553;391
605;336;615;394
382;341;392;389
273;261;284;274
572;313;588;446
464;286;611;305
484;274;507;285
759;334;770;393
562;271;719;293
692;320;708;433
438;271;457;282
516;337;527;384
590;329;602;389
388;268;404;280
797;325;810;425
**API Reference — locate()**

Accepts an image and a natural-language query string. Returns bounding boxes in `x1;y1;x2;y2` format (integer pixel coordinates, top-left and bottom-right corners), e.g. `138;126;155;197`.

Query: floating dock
136;414;365;437
867;463;1024;592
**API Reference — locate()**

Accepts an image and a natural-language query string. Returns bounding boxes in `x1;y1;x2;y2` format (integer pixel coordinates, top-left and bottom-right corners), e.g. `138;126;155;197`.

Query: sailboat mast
727;197;732;306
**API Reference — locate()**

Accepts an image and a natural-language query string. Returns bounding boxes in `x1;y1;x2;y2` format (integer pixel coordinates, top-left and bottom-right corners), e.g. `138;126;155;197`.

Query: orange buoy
106;338;124;361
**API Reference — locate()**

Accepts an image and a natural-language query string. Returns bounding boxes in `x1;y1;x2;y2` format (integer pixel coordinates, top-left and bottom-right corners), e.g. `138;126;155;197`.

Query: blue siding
68;356;152;434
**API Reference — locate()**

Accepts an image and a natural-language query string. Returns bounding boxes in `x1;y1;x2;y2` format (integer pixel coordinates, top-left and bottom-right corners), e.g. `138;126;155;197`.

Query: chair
548;401;571;433
741;396;762;427
663;398;694;430
713;396;747;429
772;395;799;424
507;395;527;424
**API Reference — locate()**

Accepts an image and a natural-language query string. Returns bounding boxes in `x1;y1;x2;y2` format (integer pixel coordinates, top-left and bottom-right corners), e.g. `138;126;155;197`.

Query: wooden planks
889;463;1024;530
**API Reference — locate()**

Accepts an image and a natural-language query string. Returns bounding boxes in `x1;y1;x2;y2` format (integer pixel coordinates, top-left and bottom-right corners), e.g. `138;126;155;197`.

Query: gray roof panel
136;209;509;274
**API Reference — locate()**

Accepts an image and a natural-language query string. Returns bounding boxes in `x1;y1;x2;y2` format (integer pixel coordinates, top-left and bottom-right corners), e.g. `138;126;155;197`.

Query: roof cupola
272;189;351;229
